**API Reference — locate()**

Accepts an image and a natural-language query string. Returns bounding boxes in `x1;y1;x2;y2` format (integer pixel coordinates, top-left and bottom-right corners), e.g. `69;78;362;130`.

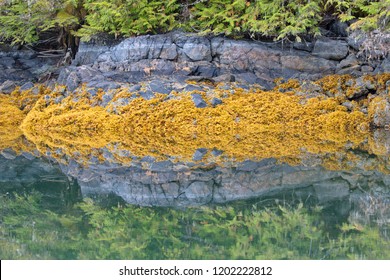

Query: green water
0;172;389;260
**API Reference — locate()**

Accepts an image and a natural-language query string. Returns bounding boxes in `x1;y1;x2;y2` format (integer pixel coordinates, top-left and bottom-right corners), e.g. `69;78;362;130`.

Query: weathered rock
160;43;178;60
193;148;208;161
234;73;263;85
313;179;350;203
88;81;120;91
101;92;114;107
77;65;102;82
128;84;142;92
342;101;354;111
281;55;336;75
1;57;15;69
361;65;374;73
336;65;361;75
184;181;213;204
191;93;207;108
161;182;180;197
312;38;349;60
347;34;365;51
0;80;17;94
193;64;218;77
369;129;390;156
73;42;112;66
337;54;360;70
329;21;349;38
110;97;131;112
20;82;34;91
213;74;235;83
387;80;390;95
182;37;212;62
1;148;17;160
139;90;155;100
211;97;223;106
98;61;116;72
54;96;64;104
67;32;388;88
184;84;203;92
150;59;176;75
211;148;224;157
149;161;173;172
368;96;390;127
237;160;259;172
65;72;81;92
293;41;314;52
346;76;376;99
376;57;390;73
148;80;172;94
86;87;98;97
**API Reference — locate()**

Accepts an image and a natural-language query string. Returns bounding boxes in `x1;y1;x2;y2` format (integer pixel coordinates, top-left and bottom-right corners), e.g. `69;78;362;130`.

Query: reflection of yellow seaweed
0;95;24;148
1;74;390;171
0;91;40;153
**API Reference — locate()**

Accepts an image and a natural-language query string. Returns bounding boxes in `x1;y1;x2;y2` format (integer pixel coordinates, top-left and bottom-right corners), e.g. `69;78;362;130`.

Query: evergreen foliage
0;0;57;44
1;193;389;259
0;0;388;45
76;0;179;40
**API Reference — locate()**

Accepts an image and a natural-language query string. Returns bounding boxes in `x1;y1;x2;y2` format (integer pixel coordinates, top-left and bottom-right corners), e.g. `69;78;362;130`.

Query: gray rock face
0;80;17;94
313;179;350;203
148;80;172;94
0;50;58;85
0;154;70;191
211;97;223;106
191;93;207;108
0;148;17;160
55;155;390;207
20;82;35;91
329;21;349;38
337;54;360;71
1;32;387;91
184;181;213;204
139;90;155;100
281;55;336;75
312;38;349;60
369;96;390;127
73;42;112;66
193;148;208;161
65;72;81;92
182;37;212;61
293;41;314;52
2;144;390;209
64;32;377;91
376;57;390;73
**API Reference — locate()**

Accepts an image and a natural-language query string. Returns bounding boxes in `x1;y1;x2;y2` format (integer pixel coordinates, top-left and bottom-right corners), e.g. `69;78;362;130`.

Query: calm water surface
0;134;389;260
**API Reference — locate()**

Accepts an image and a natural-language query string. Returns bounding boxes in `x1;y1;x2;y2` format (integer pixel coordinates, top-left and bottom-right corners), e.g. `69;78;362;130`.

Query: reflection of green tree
0;193;389;260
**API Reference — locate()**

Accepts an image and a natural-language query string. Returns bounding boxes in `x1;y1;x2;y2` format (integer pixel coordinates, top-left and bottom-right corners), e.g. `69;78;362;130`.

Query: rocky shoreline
1;31;389;89
1;146;390;212
1;32;389;127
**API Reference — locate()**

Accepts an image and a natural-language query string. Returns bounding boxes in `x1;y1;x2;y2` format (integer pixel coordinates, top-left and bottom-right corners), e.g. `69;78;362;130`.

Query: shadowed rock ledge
59;32;389;91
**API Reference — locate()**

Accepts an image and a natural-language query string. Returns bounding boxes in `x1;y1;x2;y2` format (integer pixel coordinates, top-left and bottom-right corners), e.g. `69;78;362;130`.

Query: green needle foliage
0;0;389;45
188;0;323;40
0;0;85;46
75;0;179;40
1;192;389;260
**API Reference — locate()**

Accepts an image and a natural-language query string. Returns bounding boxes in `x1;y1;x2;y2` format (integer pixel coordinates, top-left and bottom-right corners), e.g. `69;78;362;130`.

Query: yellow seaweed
1;73;389;171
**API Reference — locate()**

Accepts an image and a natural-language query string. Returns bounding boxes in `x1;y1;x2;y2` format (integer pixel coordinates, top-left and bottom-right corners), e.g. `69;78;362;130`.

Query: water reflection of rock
58;156;390;208
1;151;389;227
0;154;80;209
